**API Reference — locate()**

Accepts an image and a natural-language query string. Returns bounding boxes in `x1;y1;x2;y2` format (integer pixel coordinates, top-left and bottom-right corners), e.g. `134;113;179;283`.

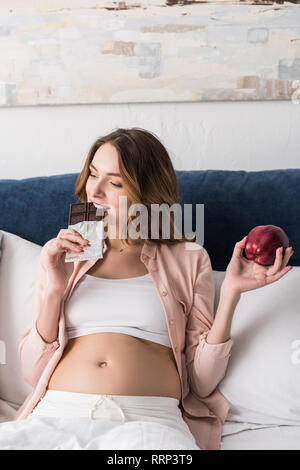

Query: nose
89;182;105;198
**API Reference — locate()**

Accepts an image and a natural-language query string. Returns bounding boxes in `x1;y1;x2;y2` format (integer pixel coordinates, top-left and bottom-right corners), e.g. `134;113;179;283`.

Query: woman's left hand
222;236;294;295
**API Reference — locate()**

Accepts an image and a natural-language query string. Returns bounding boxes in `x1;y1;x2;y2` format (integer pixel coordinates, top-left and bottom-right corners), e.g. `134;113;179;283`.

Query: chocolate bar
68;202;106;225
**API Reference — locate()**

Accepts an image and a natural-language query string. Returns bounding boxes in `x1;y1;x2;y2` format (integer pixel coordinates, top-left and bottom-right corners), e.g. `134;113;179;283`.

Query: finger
267;246;283;276
59;233;88;247
266;264;293;284
69;229;85;239
59;228;86;242
233;236;248;258
280;246;294;270
57;239;84;253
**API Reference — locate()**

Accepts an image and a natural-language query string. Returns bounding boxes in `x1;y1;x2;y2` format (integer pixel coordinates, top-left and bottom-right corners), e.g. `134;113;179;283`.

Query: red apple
244;225;289;266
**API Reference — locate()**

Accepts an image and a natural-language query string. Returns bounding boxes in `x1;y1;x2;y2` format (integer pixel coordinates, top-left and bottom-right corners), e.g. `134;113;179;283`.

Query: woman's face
85;142;129;237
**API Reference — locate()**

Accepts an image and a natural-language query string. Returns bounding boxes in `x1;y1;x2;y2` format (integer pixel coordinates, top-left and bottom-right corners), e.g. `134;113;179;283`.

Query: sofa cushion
0;230;41;405
215;268;300;425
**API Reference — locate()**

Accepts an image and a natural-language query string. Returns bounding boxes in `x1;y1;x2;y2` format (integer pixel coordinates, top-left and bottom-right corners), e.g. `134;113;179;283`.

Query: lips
90;201;110;210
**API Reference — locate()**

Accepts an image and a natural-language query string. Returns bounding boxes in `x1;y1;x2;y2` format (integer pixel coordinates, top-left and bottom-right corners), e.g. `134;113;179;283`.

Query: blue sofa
1;169;299;270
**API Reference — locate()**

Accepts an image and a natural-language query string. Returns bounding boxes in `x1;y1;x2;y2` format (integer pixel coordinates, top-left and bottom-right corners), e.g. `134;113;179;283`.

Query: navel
98;361;108;368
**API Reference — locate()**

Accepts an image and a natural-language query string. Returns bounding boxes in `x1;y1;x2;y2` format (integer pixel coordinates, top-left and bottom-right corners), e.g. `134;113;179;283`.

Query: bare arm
18;283;63;388
206;285;240;344
36;288;65;344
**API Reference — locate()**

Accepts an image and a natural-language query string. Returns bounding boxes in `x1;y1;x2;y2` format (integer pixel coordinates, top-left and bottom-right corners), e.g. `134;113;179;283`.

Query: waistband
42;390;180;408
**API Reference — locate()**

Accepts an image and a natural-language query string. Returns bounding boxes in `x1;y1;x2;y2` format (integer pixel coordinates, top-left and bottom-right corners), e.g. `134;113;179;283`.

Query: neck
103;221;127;251
104;223;145;252
105;236;145;252
105;237;126;252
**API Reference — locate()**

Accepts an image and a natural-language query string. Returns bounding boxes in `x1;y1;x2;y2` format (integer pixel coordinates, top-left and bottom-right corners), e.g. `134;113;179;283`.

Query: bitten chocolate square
68;202;105;225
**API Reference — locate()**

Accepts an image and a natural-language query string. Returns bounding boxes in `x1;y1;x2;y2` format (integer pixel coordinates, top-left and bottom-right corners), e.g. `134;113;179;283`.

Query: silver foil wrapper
64;220;105;262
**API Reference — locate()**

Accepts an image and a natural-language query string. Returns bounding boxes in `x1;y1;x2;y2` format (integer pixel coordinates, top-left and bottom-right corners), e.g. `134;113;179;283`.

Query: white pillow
0;230;42;406
214;268;300;425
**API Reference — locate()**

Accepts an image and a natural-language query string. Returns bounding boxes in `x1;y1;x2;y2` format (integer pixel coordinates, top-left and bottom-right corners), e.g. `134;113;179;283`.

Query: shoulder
158;241;212;272
156;242;213;298
160;241;209;258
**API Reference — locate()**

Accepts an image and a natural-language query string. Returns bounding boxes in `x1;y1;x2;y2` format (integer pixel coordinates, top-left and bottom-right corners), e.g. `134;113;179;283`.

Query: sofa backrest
1;169;299;271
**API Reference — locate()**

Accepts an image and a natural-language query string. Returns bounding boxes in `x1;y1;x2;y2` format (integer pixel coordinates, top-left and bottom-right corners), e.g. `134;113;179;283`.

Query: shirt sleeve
18;240;60;388
185;246;234;399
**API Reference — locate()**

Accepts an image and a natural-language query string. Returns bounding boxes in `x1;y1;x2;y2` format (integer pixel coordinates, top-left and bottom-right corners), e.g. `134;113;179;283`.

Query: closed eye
89;172;122;187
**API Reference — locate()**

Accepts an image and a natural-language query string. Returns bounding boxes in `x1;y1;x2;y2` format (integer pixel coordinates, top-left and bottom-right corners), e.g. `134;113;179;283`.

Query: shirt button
174;346;178;352
208;410;215;416
161;291;167;296
169;320;174;325
151;267;157;272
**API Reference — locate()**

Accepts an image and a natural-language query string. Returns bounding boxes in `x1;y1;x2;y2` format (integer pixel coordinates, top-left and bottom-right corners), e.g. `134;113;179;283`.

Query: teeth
93;203;109;210
93;203;110;214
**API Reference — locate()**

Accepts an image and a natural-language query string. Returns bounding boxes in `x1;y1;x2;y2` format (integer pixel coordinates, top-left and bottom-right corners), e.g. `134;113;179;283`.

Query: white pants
21;389;201;450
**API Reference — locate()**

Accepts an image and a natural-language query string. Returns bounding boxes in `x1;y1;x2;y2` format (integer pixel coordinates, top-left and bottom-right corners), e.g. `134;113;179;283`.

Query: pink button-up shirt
14;237;234;450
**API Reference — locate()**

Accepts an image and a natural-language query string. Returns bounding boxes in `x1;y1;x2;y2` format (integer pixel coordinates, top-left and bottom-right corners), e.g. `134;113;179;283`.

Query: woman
7;128;294;451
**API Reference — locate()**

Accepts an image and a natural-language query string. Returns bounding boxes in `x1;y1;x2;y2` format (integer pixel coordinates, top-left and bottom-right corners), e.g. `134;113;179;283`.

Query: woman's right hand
41;228;90;293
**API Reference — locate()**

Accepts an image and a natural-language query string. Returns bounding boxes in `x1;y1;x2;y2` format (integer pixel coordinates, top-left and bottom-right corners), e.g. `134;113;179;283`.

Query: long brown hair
74;127;196;249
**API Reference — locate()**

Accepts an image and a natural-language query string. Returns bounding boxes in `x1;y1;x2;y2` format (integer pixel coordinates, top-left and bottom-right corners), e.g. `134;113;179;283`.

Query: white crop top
65;273;172;348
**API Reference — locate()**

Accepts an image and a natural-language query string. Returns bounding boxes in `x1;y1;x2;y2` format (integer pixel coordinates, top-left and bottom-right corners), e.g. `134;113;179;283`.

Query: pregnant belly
47;333;182;400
